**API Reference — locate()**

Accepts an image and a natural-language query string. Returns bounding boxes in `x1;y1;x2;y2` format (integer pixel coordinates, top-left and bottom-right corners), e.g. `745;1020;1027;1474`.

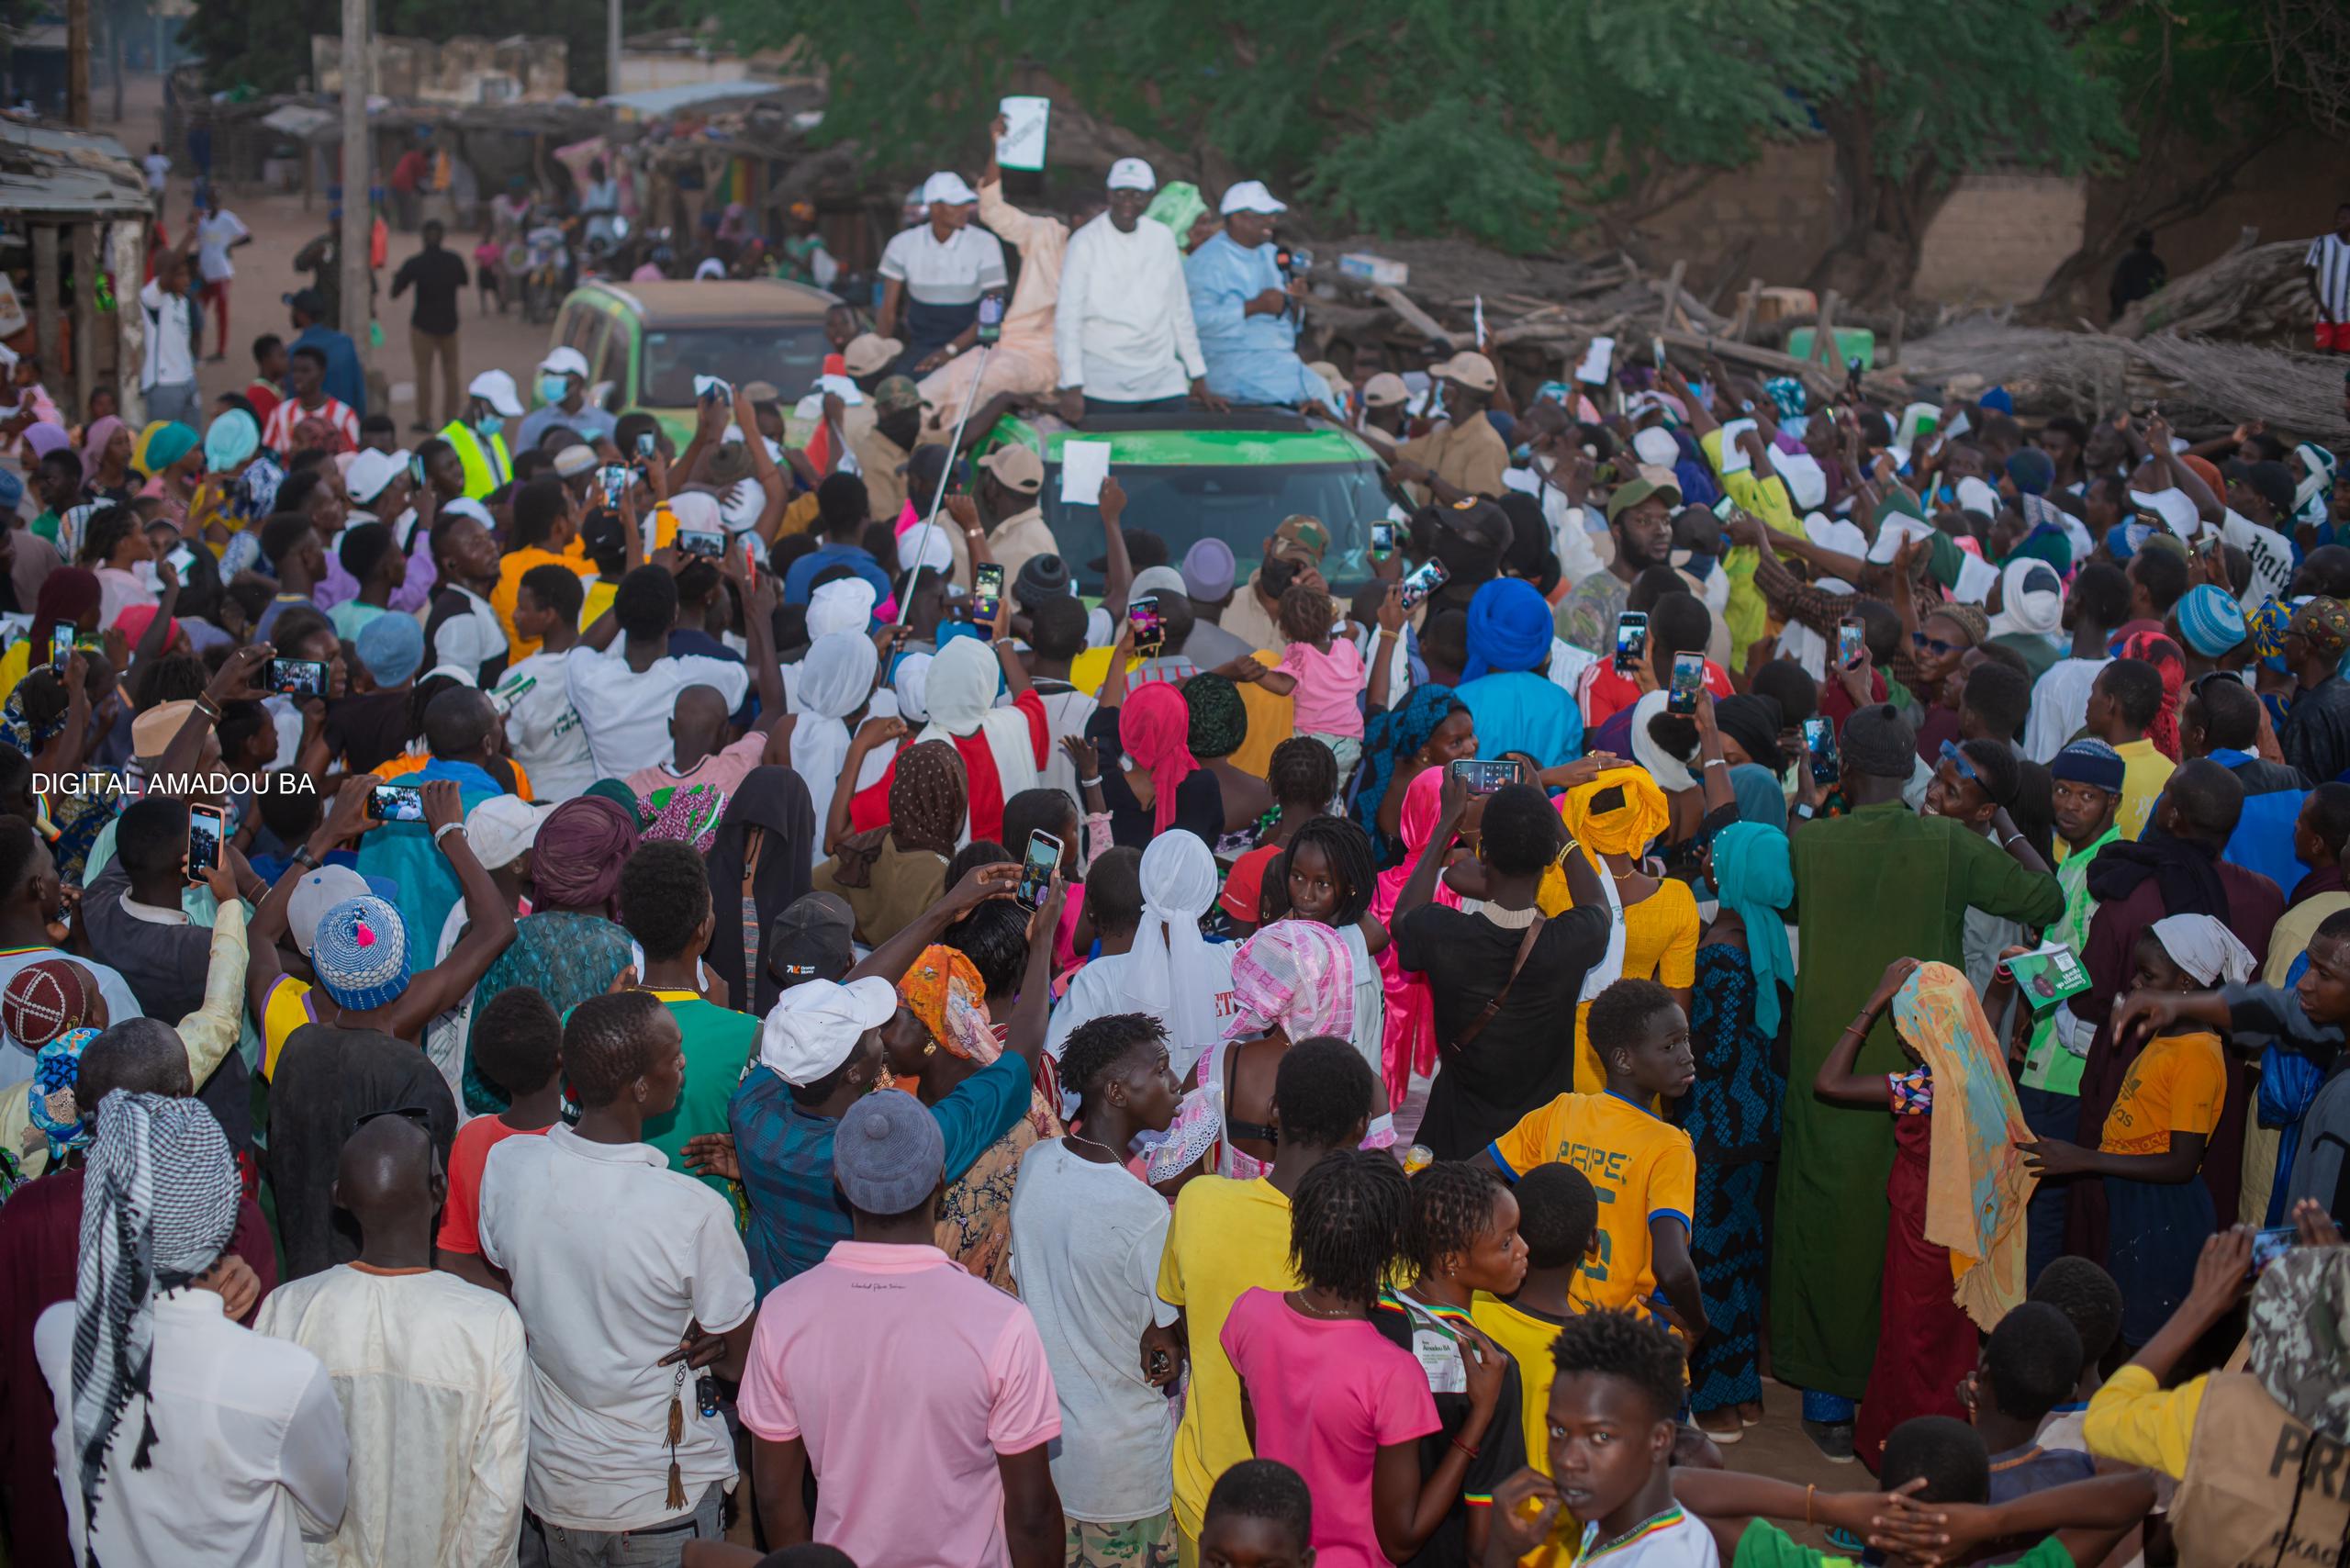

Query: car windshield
640;325;831;406
1040;460;1400;594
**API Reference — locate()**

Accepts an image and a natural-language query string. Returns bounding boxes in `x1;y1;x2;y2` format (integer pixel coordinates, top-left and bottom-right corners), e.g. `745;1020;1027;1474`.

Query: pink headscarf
1371;767;1462;1103
78;415;124;487
1119;682;1197;836
1223;919;1353;1043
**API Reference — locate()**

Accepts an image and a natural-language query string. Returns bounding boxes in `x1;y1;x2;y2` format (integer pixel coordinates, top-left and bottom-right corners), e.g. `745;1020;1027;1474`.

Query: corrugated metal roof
0;120;151;218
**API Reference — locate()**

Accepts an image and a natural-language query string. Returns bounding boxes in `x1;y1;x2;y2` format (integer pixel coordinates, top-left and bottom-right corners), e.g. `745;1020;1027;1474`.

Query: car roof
572;278;842;324
994;409;1381;468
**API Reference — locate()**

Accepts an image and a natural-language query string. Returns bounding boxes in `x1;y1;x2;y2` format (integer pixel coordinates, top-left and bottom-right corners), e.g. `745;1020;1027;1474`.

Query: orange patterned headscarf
901;945;997;1063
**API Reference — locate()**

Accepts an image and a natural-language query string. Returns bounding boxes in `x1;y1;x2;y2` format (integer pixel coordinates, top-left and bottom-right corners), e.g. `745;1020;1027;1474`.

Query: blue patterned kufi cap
310;895;411;1013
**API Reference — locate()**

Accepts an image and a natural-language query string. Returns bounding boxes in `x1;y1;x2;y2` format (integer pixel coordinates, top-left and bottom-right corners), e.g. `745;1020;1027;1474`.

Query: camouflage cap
2248;1244;2350;1442
871;376;926;419
1270;514;1329;564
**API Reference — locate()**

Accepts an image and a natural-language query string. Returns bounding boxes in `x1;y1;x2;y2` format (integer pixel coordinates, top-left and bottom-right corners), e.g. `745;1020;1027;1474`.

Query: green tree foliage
715;0;2127;271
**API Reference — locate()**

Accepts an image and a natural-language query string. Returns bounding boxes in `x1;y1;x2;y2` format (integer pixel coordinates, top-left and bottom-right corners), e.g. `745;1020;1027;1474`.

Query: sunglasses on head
1937;740;1979;784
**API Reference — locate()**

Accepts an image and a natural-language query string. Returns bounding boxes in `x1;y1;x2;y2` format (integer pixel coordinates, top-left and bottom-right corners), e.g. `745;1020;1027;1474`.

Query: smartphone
599;464;630;507
635;431;657;460
1398;557;1449;610
1836;617;1864;669
408;453;427;487
1129;596;1165;659
365;783;425;823
1803;716;1839;787
1448;757;1520;797
266;657;328;698
1613;611;1647;675
1370;521;1395;558
2251;1226;2298;1275
49;625;73;668
1016;829;1061;911
675;529;726;559
1667;652;1706;716
976;291;1005;347
1711;495;1739;522
972;562;1004;627
185;802;224;883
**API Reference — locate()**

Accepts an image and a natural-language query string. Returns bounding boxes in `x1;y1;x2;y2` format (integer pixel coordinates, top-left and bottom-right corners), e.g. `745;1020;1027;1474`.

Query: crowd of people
0;143;2347;1568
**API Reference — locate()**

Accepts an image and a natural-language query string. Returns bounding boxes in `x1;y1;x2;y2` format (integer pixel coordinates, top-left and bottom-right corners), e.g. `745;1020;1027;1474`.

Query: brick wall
1910;174;2087;304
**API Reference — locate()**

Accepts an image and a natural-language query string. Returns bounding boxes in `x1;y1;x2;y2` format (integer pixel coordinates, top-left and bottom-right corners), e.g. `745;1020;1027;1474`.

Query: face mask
475;415;504;441
538;374;570;406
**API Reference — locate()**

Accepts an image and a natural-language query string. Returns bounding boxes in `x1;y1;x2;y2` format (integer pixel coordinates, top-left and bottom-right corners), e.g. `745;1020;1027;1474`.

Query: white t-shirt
141;151;170;191
477;1123;756;1532
2023;655;2113;765
138;277;196;389
429;584;509;688
563;643;751;779
196;210;249;283
0;948;143;1086
498;649;597;803
1005;1141;1181;1523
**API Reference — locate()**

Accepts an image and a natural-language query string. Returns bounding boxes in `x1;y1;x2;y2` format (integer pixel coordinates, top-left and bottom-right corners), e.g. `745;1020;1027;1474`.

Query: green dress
1770;801;2064;1398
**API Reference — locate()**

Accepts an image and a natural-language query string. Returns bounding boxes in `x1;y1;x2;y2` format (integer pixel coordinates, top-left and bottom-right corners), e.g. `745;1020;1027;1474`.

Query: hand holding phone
1129;597;1165;658
185;803;225;883
674;529;726;559
971;562;1004;628
1449;758;1521;797
1802;716;1839;787
266;658;329;698
1836;618;1864;669
1016;830;1061;910
365;784;426;823
1398;558;1449;610
1613;612;1648;676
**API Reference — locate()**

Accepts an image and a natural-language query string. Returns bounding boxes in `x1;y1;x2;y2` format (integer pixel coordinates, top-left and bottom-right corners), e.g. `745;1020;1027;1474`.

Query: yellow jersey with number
1489;1091;1695;1316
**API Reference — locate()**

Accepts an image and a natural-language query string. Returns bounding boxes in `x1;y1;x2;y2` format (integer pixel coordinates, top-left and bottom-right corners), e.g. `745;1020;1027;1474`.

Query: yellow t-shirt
492;544;599;662
2112;738;2177;845
260;973;319;1080
1491;1092;1695;1316
2100;1029;2225;1157
1157;1175;1298;1537
1471;1292;1573;1474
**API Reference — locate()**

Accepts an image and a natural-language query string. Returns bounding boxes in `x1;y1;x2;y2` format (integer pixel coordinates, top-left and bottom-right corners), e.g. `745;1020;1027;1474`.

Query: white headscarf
1115;831;1223;1072
1628;688;1697;792
898;525;953;575
915;635;1041;806
893;651;934;723
1630;427;1680;470
808;577;877;641
788;632;878;834
2151;914;2256;987
666;491;723;535
1988;557;2065;642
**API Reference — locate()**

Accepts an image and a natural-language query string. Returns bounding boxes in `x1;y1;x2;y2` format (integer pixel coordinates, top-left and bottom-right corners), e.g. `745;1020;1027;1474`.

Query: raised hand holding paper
997;96;1050;172
1718;418;1758;472
1574;336;1614;386
1059;439;1113;506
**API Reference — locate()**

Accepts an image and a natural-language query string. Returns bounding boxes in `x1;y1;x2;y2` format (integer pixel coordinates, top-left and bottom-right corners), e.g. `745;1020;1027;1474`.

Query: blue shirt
781;542;893;610
1457;669;1585;771
516;400;618;456
728;1051;1033;1296
290;324;366;418
1182;230;1337;410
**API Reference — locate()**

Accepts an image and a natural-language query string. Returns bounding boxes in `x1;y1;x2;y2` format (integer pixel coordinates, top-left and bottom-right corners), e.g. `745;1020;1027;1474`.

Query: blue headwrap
203;409;260;473
1979;386;2015;415
29;1025;99;1161
1710;822;1795;1037
1353;683;1466;861
1461;577;1554;681
2006;447;2055;497
1762;377;1807;420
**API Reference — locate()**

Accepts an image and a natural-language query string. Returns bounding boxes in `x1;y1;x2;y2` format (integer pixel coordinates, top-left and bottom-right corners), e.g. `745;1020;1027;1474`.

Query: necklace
1065;1131;1124;1161
1286;1290;1362;1320
1583;1505;1686;1562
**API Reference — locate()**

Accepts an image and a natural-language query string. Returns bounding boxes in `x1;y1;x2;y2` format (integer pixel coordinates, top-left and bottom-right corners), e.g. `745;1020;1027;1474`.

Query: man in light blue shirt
1183;181;1338;412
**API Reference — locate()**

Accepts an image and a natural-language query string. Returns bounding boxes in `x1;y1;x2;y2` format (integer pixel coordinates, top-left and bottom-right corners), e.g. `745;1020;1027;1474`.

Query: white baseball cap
1218;180;1287;216
1107;157;1157;193
467;370;525;419
920;171;979;207
344;447;408;505
538;346;590;381
757;976;899;1086
464;795;556;871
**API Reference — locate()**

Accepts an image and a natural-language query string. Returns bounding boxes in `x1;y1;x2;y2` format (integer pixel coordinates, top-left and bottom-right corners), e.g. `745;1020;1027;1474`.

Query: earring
923;1042;937;1058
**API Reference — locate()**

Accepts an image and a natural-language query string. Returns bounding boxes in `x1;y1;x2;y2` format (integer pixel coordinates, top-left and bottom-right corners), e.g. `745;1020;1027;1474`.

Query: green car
980;409;1402;591
548;278;842;451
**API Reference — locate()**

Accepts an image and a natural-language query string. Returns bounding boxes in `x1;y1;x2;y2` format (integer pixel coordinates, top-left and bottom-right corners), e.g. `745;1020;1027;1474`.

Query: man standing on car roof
1057;158;1221;423
1184;182;1340;414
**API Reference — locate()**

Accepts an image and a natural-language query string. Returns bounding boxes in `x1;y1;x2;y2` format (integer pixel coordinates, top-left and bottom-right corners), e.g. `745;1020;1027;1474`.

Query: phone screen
599;465;631;506
1449;758;1519;796
1129;597;1165;657
1371;521;1395;556
1803;716;1839;786
972;563;1004;627
2251;1226;2298;1275
1711;496;1739;521
408;454;427;487
1667;653;1706;715
1017;830;1060;910
977;292;1006;344
267;658;328;698
1399;559;1449;610
635;431;658;459
675;530;726;559
49;626;73;668
367;784;425;823
1836;619;1864;668
185;805;224;881
1614;612;1647;675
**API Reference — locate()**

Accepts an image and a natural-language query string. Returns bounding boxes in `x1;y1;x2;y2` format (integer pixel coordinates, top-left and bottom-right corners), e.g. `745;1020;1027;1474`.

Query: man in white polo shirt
478;989;756;1567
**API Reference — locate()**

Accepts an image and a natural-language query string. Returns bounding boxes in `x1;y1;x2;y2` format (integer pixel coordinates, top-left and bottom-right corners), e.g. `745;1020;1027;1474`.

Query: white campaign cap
344;448;407;505
442;498;493;527
757;976;899;1086
1107;157;1157;192
920;171;979;207
464;795;556;871
538;346;590;380
467;370;525;419
1218;180;1287;216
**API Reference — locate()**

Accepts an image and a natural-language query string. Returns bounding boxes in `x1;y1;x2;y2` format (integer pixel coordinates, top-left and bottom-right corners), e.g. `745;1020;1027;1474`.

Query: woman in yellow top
2020;913;2253;1348
1541;756;1713;1095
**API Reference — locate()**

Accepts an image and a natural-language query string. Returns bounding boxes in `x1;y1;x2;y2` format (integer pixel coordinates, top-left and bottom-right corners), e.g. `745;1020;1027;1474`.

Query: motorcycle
520;215;574;325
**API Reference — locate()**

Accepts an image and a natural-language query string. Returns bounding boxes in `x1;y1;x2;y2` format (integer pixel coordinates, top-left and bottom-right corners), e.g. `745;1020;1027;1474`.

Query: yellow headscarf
1537;766;1672;915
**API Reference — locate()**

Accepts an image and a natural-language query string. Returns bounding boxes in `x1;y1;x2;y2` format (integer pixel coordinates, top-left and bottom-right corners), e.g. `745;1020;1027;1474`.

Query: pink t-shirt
624;732;768;808
1220;1288;1438;1568
737;1241;1061;1568
1281;636;1367;739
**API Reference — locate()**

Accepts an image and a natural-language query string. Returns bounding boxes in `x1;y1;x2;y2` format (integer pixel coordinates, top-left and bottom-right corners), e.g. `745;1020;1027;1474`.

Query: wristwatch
291;845;320;871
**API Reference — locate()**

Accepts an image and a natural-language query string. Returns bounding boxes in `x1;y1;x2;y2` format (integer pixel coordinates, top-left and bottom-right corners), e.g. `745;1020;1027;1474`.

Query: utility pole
339;0;370;372
606;0;622;98
65;0;90;126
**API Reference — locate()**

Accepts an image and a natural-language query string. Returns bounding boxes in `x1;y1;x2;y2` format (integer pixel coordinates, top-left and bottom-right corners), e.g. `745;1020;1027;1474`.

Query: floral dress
934;1077;1064;1293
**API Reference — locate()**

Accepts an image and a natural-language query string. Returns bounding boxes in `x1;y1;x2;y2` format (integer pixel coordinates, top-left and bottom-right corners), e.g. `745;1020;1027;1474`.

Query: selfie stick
895;343;994;627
